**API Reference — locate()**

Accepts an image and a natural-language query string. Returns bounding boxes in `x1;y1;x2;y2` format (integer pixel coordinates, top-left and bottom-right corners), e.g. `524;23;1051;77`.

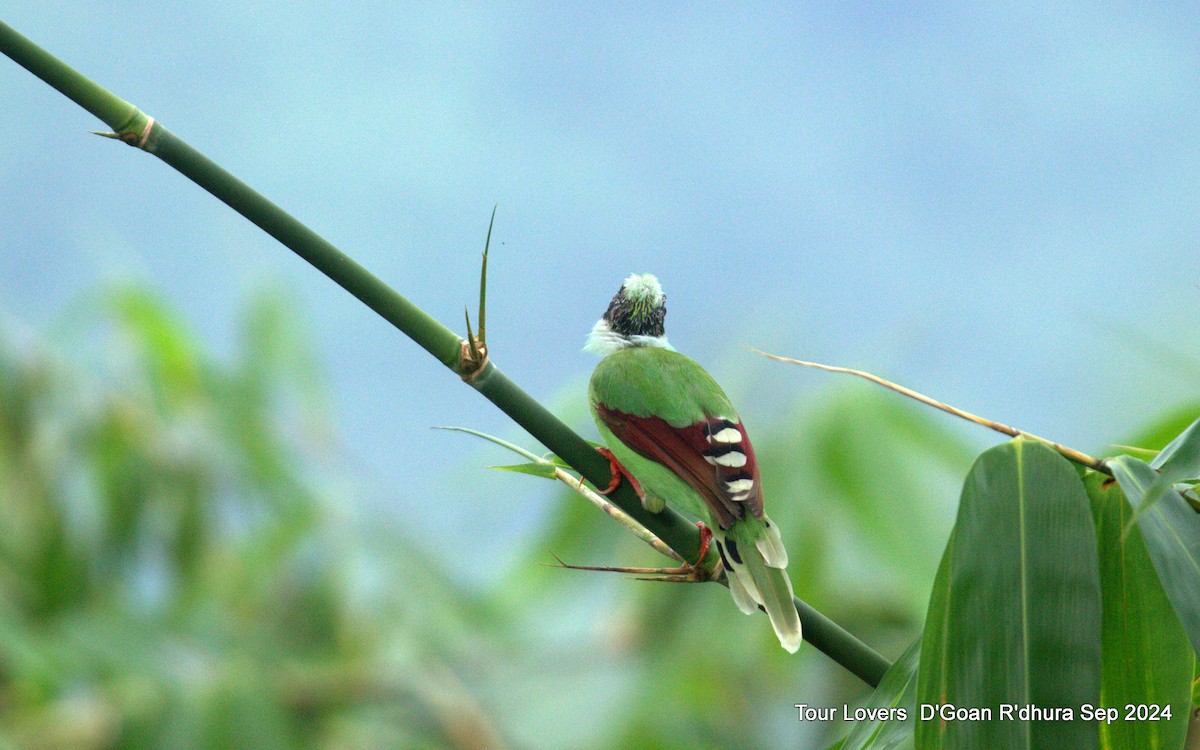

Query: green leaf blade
916;439;1101;749
841;638;920;750
1108;454;1200;659
1085;472;1192;750
1121;416;1200;527
487;462;559;479
1150;414;1200;477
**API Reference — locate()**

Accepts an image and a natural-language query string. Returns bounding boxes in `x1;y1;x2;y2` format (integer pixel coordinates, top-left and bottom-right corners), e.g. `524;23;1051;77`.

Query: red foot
595;446;643;497
694;522;712;567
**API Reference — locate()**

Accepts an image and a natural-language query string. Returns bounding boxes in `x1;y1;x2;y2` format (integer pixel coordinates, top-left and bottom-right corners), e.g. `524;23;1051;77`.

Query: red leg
595;446;642;497
693;522;711;567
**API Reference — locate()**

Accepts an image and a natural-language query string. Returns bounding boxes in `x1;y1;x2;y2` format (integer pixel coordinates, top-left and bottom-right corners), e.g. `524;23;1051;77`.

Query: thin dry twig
754;349;1110;475
554;466;685;563
436;426;684;563
541;549;718;583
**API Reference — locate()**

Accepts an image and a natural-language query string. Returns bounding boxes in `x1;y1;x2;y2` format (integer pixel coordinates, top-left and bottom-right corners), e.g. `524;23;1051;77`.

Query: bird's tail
713;515;802;653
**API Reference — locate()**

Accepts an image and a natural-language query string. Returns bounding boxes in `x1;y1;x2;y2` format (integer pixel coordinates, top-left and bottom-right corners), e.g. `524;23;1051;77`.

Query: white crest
622;273;664;305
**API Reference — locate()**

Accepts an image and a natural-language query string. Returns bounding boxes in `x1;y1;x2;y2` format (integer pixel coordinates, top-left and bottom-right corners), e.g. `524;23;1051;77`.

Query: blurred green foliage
28;286;1182;748
0;287;507;749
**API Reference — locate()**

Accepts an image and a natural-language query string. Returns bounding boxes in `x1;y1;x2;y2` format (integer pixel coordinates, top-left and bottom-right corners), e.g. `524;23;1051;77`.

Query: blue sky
3;3;1199;579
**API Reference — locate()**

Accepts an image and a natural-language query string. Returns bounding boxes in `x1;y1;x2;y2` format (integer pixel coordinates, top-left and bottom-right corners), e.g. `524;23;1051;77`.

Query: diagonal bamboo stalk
0;20;891;687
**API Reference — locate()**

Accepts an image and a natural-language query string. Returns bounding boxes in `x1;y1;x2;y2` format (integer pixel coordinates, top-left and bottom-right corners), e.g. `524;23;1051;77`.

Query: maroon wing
595;404;763;530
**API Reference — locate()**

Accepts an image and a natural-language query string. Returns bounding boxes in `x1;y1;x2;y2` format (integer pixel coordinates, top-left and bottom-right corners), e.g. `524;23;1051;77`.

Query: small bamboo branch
437;426;684;563
543;549;695;577
479;204;495;346
464;308;478;360
754;350;1110;475
557;467;685;563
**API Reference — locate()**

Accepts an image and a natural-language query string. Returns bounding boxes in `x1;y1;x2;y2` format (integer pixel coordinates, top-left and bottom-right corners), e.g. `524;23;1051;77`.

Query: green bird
584;273;802;653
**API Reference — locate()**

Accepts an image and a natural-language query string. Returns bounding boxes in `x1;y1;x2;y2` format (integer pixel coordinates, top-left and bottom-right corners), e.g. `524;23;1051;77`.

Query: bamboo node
135;116;156;149
458;338;489;382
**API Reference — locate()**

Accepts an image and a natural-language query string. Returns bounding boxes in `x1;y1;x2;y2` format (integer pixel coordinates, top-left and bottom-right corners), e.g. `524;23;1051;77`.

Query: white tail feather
715;522;802;653
715;527;764;612
754;514;789;568
726;566;760;614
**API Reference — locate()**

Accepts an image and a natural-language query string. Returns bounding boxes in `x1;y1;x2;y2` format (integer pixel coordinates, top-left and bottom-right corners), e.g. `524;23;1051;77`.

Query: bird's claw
595;446;643;497
693;522;711;568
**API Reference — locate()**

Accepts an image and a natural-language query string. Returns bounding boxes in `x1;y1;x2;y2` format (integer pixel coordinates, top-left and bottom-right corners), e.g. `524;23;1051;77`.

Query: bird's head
584;273;673;356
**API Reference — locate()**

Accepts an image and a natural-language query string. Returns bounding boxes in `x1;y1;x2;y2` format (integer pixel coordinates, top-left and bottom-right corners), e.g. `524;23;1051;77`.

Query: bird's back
588;346;736;427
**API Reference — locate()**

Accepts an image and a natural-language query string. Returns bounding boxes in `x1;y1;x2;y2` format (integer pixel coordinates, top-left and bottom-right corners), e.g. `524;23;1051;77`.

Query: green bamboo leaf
1150;415;1200;476
1185;486;1200;513
1108;454;1200;658
916;439;1101;750
1122;416;1200;530
841;637;920;750
486;462;558;479
915;529;955;748
1085;472;1192;750
440;427;571;478
542;453;576;469
435;426;542;462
